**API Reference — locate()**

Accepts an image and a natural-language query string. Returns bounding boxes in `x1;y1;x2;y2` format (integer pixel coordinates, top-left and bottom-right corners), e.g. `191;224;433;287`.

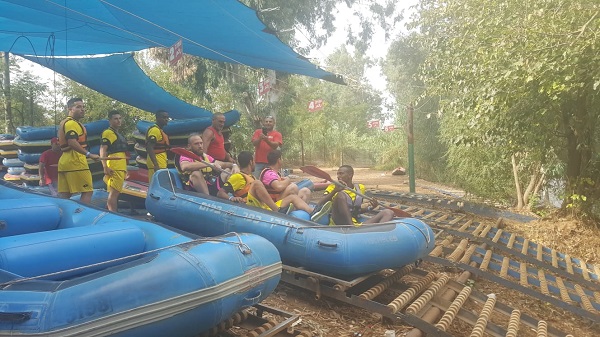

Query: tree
411;0;600;215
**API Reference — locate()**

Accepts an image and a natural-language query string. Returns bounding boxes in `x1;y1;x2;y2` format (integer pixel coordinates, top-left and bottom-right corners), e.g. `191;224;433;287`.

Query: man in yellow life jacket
146;110;170;182
319;165;395;226
217;151;315;214
57;97;100;203
100;110;128;212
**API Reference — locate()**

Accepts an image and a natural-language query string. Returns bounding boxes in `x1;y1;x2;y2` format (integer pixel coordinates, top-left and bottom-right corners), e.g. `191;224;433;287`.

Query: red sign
383;125;396;132
367;119;381;129
169;39;183;66
308;99;323;112
258;79;271;96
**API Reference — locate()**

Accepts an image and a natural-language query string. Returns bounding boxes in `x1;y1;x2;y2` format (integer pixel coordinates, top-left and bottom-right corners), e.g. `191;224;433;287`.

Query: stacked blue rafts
0;180;281;337
11;120;108;188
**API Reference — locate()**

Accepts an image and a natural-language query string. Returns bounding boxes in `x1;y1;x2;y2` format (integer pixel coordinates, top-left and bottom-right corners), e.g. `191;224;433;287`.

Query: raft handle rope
164;170;398;230
0;237;250;289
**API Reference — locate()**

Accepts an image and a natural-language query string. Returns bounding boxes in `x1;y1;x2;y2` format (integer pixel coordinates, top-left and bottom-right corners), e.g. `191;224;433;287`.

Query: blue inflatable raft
16;120;109;141
146;169;435;277
0;181;281;337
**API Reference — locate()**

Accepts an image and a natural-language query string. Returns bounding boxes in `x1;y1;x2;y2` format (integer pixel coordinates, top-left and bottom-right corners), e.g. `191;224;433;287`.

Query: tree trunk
522;162;541;208
561;97;593;208
3;52;14;134
512;154;524;209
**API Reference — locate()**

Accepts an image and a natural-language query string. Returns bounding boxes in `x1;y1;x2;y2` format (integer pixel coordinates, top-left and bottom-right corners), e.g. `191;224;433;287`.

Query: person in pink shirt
252;116;282;177
259;150;311;203
38;137;62;195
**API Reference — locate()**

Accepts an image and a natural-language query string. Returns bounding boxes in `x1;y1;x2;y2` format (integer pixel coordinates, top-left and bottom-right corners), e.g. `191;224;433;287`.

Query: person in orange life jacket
176;133;235;196
217;151;315;214
252;115;282;177
202;112;234;164
100;110;128;212
57;97;100;203
259;150;311;203
319;165;394;226
146;110;170;182
38;137;62;195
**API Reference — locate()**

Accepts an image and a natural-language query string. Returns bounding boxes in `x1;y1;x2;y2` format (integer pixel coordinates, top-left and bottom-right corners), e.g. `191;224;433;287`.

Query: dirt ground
253;167;600;337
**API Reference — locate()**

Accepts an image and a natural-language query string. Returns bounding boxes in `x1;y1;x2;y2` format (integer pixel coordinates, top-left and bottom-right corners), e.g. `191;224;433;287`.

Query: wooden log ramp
279;202;598;336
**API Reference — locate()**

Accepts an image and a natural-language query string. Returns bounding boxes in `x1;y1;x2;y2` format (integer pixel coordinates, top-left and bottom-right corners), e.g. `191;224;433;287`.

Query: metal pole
300;128;305;166
407;103;415;193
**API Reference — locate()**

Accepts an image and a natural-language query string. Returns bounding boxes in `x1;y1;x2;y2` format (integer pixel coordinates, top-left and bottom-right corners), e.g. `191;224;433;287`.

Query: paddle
169;147;231;176
50;157;126;167
300;165;412;218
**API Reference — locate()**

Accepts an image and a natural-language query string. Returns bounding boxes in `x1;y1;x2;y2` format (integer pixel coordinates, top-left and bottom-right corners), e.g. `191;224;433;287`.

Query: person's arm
99;144;114;176
265;131;282;150
214;160;234;170
252;129;266;147
146;140;159;168
201;128;214;154
38;155;46;186
66;138;100;160
217;180;244;202
268;176;291;192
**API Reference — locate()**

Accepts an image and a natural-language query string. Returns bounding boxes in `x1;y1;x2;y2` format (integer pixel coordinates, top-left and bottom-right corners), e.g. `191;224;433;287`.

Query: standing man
38;137;62;195
252;115;282;177
57;97;100;203
175;133;235;196
100;110;128;212
259;150;311;203
146;110;170;182
202;112;234;164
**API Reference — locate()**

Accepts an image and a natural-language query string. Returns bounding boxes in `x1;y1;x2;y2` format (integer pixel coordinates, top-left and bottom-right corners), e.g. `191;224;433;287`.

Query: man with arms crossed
202;112;234;164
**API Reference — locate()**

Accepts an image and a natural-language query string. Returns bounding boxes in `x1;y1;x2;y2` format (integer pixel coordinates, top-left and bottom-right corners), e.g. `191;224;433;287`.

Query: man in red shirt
38;137;62;195
202;112;235;164
252;116;282;177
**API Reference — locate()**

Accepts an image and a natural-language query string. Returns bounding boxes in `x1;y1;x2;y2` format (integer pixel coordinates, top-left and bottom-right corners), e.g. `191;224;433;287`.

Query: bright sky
297;0;418;122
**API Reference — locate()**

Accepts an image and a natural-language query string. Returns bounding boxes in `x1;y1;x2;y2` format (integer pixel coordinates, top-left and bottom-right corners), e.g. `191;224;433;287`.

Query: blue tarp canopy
24;53;213;119
0;0;343;84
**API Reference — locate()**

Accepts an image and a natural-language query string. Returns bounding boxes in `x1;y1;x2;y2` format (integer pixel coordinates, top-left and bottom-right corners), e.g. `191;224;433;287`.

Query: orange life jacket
146;125;170;153
233;172;255;198
259;167;281;202
58;116;87;152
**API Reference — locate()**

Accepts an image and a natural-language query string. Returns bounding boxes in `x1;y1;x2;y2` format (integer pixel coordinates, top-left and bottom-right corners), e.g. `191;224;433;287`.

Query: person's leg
106;188;119;211
249;180;279;211
364;209;395;224
105;171;124;212
79;191;93;204
298;187;311;203
189;171;209;194
330;193;354;225
280;183;299;199
279;195;313;213
57;172;72;199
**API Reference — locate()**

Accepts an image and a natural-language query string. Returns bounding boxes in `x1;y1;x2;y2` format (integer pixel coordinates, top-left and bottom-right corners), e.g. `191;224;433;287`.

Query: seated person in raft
217;151;317;215
175;133;237;196
315;165;395;226
259;150;311;203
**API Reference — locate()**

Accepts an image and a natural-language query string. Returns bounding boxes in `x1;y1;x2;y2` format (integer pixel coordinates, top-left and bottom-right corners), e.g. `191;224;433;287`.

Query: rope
0;235;249;288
